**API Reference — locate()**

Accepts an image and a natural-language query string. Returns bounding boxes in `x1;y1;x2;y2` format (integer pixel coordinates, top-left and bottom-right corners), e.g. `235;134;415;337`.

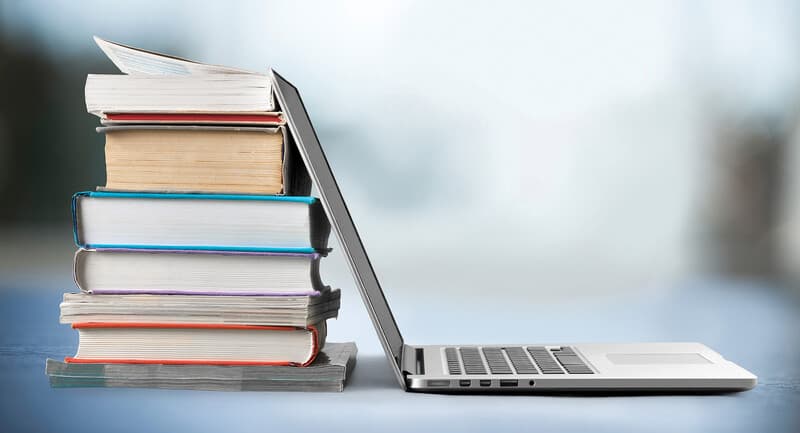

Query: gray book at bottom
45;342;357;392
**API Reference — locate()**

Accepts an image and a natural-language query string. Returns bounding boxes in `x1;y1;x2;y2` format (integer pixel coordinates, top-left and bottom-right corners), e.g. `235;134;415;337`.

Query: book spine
299;324;321;367
73;249;88;293
309;200;332;251
71;192;91;248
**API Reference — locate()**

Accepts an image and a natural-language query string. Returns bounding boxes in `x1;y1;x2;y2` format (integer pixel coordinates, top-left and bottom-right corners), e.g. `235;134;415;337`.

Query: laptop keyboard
445;346;593;375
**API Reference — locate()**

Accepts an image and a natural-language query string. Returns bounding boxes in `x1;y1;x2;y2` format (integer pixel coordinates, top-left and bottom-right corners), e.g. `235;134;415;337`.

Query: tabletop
1;277;798;433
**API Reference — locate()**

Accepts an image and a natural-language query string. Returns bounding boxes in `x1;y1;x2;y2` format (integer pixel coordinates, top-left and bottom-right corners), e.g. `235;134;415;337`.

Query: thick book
73;248;326;296
86;38;274;116
89;38;285;125
60;289;341;327
65;322;326;367
72;192;330;253
46;342;357;392
85;73;275;116
99;125;307;195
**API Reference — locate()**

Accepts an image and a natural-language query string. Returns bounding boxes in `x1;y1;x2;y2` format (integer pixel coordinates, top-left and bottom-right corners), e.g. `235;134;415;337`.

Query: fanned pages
60;289;341;327
93;36;258;76
86;37;275;116
46;342;357;392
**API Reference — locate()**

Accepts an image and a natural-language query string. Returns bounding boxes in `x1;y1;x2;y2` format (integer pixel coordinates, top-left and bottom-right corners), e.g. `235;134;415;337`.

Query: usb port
459;380;471;387
479;380;491;387
499;379;518;387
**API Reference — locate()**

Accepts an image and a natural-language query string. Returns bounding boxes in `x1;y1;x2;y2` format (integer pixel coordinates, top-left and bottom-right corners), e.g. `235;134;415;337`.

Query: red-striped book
65;322;325;367
101;112;285;125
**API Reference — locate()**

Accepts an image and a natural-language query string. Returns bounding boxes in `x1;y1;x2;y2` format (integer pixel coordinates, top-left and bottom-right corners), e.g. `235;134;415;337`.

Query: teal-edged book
72;191;331;253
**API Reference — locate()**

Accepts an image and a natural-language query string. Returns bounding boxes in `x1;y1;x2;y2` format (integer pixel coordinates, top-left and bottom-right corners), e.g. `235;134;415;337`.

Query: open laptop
270;70;757;393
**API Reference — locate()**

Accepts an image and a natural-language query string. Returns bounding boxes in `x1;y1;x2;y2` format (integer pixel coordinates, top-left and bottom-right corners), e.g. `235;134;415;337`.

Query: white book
71;248;327;296
86;37;274;116
72;192;330;253
67;322;326;366
85;74;274;116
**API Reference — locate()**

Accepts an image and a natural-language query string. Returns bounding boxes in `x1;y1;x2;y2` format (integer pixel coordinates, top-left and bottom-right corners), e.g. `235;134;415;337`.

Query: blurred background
2;1;800;432
1;0;800;351
6;1;800;299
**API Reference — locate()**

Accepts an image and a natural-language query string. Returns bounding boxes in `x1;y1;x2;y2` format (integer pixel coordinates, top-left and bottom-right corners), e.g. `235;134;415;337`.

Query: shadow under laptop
421;389;746;397
346;354;400;391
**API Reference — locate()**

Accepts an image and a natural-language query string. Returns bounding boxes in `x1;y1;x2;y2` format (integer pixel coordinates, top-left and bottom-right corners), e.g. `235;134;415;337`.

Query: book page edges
93;36;260;76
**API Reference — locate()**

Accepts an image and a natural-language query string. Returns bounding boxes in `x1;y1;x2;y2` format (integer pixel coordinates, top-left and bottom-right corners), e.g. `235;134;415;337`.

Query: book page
94;36;261;76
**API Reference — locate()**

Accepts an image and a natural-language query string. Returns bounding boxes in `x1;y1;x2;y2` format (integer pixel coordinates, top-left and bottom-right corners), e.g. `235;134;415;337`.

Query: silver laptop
271;70;757;393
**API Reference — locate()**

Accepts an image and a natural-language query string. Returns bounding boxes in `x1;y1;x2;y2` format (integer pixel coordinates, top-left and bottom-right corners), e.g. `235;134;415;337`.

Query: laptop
270;70;757;393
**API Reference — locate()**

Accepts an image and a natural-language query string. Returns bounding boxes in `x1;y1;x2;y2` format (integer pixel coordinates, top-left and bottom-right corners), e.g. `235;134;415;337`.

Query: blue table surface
1;278;798;433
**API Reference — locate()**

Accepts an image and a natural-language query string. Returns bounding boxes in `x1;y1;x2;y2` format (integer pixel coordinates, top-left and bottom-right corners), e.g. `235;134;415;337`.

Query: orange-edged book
64;322;325;367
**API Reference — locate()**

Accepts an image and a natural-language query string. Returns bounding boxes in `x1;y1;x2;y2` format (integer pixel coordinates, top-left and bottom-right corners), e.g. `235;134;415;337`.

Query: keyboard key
504;347;538;374
553;355;584;365
552;347;594;374
482;347;513;374
445;347;462;375
459;347;487;375
564;365;594;374
527;347;564;374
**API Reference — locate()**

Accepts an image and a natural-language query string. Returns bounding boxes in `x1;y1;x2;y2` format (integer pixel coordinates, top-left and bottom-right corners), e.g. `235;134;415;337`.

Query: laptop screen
271;71;406;384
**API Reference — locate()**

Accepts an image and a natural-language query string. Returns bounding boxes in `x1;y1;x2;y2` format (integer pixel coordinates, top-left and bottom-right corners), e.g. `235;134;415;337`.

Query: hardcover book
72;192;331;253
99;125;308;195
65;322;326;367
73;248;326;296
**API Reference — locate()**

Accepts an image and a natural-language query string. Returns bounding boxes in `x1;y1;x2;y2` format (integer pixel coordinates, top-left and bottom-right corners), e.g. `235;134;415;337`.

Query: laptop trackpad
607;353;712;365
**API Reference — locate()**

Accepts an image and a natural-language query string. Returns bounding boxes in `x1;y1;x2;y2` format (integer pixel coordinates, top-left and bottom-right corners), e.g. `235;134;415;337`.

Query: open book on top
93;36;259;76
86;37;279;122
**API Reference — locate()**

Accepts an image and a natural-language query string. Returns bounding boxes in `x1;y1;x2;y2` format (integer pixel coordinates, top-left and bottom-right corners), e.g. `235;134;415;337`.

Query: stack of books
47;38;356;392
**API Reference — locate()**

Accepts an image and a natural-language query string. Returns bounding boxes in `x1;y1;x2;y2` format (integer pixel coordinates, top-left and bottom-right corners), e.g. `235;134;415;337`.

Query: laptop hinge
401;344;422;375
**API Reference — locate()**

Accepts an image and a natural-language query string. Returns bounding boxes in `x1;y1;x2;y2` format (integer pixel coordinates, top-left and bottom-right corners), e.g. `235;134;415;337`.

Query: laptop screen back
271;71;406;384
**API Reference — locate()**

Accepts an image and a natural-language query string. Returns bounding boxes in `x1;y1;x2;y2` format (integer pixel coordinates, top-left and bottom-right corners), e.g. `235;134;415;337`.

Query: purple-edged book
74;248;325;296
